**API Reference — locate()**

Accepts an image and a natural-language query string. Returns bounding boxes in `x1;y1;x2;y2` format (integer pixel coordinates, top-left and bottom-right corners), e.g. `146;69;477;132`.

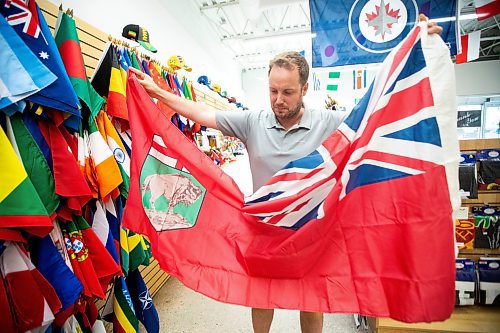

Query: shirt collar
265;105;312;130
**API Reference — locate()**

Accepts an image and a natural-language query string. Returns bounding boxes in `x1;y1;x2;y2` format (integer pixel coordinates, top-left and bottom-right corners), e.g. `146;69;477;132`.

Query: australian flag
310;0;459;67
1;0;81;115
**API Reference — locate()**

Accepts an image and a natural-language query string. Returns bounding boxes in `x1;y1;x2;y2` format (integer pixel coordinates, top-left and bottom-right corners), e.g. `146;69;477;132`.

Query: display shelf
368;306;500;333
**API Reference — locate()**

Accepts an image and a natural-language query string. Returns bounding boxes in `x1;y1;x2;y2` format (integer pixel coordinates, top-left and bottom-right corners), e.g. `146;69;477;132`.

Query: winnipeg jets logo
349;0;418;53
365;0;401;40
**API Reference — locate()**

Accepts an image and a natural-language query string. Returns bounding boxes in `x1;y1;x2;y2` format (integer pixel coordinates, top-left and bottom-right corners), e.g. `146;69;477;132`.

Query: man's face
268;66;308;121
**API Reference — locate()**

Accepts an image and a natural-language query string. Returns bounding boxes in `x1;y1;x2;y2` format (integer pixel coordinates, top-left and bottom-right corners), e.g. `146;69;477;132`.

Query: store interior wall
46;0;245;101
242;59;500;112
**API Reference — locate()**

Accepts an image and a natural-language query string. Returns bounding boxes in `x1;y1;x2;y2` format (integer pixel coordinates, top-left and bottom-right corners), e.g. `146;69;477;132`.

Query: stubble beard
273;98;303;120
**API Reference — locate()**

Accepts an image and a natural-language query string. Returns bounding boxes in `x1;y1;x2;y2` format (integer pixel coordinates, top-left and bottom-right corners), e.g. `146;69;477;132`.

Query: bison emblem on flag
141;135;205;231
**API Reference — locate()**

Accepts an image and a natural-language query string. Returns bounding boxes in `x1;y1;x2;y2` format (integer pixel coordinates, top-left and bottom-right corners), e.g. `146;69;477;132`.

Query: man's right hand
129;67;161;98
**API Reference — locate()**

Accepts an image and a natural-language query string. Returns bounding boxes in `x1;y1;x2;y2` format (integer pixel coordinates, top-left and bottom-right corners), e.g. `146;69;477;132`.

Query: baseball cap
168;55;192;72
122;24;157;53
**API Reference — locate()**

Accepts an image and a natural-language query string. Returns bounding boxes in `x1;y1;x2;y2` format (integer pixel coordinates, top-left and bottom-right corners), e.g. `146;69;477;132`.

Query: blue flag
0;14;56;112
126;269;160;333
0;0;81;116
34;235;83;310
310;0;458;67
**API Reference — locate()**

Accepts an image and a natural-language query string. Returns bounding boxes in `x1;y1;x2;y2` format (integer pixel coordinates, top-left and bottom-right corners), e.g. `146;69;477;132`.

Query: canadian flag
0;242;61;331
475;0;500;20
456;31;481;64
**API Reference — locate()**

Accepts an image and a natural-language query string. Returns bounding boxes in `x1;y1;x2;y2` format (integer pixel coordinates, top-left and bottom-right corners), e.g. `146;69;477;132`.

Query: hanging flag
6;114;59;216
0;14;56;111
88;115;123;200
123;23;459;323
106;45;129;120
93;200;119;264
74;215;122;295
104;198;122;265
310;0;458;67
0;124;52;237
353;69;367;90
0;0;81;116
33;235;83;310
37;120;92;218
474;0;500;20
96;111;130;197
126;269;159;333
109;276;139;333
54;9;104;118
0;241;61;331
90;42;113;96
0;268;16;333
456;31;481;64
326;71;340;91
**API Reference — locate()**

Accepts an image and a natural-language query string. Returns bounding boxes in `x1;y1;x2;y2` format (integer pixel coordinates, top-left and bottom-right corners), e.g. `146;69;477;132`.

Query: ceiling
190;0;500;71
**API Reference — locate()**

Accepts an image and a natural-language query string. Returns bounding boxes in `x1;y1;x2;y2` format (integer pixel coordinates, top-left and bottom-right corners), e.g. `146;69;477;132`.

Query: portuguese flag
54;10;104;117
0;125;52;237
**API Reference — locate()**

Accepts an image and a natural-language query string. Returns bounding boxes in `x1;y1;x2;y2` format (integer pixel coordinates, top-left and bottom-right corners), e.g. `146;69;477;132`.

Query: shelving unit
369;138;500;333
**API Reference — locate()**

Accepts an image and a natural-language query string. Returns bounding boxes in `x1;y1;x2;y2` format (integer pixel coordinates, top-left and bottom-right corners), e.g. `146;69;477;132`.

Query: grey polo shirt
216;107;345;191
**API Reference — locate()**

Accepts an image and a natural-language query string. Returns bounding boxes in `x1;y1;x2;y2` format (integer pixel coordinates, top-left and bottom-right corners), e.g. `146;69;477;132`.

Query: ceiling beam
200;0;239;11
222;25;310;41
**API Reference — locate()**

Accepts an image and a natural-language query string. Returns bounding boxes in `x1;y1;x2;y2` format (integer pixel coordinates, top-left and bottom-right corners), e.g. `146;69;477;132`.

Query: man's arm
129;67;218;129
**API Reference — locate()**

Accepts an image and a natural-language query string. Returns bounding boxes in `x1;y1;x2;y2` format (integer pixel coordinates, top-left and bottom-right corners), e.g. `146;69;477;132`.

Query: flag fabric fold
474;0;500;20
123;23;458;323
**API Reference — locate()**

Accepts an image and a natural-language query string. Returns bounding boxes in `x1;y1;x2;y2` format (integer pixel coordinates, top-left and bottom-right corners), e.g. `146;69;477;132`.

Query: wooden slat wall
37;0;176;301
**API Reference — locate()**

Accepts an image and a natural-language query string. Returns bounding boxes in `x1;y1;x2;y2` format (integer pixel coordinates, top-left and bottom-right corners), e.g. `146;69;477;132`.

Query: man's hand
129;67;161;98
419;13;443;35
427;21;443;35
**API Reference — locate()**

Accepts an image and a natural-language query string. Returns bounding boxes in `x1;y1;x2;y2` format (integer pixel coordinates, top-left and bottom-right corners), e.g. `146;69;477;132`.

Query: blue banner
310;0;458;67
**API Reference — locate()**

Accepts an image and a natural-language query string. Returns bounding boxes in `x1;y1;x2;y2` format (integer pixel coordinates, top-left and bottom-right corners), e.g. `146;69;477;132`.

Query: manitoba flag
123;23;459;323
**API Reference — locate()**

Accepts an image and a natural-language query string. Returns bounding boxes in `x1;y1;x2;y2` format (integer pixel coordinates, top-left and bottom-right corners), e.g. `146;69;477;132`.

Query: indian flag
88;117;123;200
96;111;130;198
0;125;52;236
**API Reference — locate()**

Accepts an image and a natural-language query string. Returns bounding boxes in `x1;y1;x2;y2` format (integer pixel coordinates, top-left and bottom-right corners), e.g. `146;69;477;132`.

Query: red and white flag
123;23;459;323
474;0;500;20
456;31;481;64
0;242;61;331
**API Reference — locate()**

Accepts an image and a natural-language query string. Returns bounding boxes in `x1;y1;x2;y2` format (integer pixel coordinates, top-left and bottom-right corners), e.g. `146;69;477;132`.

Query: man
128;20;442;333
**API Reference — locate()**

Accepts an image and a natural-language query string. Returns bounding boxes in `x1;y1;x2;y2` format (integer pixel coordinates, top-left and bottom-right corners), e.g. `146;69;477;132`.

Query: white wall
241;65;377;112
454;60;500;96
47;0;244;100
242;59;500;112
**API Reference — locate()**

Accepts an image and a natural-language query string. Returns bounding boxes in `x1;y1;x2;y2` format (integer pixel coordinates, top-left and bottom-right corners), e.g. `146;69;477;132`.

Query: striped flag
0;241;61;331
326;71;340;91
6;114;59;216
96;111;130;198
107;45;128;120
353;69;366;90
88;116;123;200
456;31;481;64
104;276;139;333
54;9;104;118
0;124;52;236
0;14;56;111
474;0;500;20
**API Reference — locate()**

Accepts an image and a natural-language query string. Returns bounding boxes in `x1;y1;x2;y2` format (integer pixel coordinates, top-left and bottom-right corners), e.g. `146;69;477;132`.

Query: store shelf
369;306;500;333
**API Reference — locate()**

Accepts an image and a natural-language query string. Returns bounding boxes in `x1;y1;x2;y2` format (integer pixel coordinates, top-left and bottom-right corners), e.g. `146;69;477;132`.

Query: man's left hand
427;21;443;35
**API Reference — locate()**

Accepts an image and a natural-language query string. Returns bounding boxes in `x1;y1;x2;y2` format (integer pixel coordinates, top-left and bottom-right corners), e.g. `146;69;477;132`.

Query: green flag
54;10;104;117
327;71;340;91
6;115;59;216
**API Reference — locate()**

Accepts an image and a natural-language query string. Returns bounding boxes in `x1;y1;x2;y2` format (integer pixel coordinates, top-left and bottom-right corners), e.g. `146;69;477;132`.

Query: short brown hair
268;51;309;87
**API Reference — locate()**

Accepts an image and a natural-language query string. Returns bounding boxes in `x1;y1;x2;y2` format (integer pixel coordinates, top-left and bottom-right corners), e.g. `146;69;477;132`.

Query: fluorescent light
432;13;478;23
